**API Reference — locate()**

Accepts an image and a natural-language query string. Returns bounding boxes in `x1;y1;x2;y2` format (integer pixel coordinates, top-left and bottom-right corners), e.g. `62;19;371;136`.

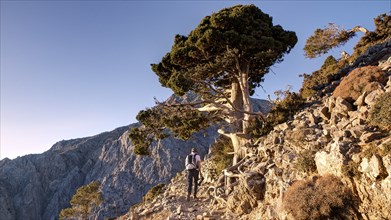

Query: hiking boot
186;194;190;201
193;195;197;200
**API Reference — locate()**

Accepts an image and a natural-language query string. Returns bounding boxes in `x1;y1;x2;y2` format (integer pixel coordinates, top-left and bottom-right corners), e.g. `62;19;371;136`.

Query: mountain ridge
0;96;270;220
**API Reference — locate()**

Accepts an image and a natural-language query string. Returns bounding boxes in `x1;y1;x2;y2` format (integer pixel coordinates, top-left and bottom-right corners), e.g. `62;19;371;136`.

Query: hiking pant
187;169;199;195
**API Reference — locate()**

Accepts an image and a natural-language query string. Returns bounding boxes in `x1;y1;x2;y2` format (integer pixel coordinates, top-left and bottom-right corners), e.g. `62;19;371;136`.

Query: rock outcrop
122;40;391;220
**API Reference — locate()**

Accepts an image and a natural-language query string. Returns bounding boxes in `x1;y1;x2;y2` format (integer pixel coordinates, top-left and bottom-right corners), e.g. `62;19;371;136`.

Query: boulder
364;89;384;106
360;131;384;143
319;106;331;121
315;141;347;176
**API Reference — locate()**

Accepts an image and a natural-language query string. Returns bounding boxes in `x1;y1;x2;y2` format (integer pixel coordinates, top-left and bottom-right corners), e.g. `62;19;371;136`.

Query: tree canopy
130;4;297;162
59;181;102;220
152;4;297;97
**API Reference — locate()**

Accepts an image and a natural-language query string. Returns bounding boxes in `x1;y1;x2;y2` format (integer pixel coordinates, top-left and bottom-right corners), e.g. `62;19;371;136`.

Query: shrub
59;181;102;220
142;183;165;203
362;139;391;159
295;150;317;174
258;91;305;136
283;175;358;220
210;136;234;174
351;14;391;61
342;160;361;179
300;14;391;100
333;66;387;103
300;56;349;99
369;92;391;131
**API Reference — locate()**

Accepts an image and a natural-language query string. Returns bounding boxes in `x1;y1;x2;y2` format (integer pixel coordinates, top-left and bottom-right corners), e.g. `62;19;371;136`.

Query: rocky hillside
0;123;218;220
0;94;270;220
121;40;391;220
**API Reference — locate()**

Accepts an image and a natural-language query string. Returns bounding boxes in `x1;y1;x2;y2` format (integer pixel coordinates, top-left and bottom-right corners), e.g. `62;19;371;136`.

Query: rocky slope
0;94;270;220
121;40;391;220
0;123;218;220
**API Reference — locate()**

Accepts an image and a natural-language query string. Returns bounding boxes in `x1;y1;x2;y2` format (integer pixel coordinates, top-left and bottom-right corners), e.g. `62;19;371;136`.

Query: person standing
185;147;202;201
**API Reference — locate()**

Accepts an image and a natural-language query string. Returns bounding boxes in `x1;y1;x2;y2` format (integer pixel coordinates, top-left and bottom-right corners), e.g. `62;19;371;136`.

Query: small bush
369;92;391;131
342;160;361;179
59;181;102;220
258;91;305;136
333;66;387;102
295;150;317;174
300;56;349;99
300;13;391;100
283;175;358;220
143;183;165;203
210;136;234;174
362;140;391;159
351;14;391;61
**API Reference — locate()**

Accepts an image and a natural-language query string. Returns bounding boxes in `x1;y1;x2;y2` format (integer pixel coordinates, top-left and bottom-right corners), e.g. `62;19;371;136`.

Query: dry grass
369;92;391;131
283;175;358;220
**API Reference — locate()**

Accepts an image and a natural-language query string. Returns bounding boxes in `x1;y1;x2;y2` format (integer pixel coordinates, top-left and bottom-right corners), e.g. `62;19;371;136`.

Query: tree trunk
230;81;245;164
238;65;253;134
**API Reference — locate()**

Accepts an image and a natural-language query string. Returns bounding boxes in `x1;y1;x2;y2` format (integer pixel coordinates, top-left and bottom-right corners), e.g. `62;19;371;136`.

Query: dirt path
122;172;237;220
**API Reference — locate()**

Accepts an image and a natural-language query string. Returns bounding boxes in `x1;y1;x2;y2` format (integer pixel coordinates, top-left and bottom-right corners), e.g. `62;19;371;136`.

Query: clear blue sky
1;1;389;159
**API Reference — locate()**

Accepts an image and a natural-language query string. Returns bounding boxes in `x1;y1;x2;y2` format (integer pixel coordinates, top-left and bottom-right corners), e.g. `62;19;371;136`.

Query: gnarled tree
304;23;368;58
130;4;297;164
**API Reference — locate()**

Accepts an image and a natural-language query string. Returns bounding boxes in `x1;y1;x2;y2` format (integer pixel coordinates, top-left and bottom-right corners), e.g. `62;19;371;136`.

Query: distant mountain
0;95;270;220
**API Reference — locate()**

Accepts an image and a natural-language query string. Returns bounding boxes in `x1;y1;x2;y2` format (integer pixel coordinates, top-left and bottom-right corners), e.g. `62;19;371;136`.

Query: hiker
185;147;202;201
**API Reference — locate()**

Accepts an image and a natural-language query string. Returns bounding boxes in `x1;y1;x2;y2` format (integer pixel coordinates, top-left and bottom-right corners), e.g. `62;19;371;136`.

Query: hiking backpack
185;154;198;170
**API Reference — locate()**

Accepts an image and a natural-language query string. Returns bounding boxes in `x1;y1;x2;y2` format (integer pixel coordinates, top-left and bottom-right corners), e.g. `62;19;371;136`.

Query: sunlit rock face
0;94;271;220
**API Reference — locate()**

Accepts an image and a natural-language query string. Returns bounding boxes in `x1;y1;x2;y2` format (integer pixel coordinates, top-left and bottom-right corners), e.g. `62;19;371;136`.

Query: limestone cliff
0;124;219;220
0;94;270;220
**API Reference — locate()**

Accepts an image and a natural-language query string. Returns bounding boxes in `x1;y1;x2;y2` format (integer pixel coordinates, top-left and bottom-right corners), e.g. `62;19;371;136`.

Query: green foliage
283;175;359;220
59;208;74;220
352;13;391;60
152;4;297;97
210;136;234;173
300;56;349;99
59;181;102;220
304;23;355;58
130;127;152;156
369;92;391;131
129;105;211;155
258;91;305;136
321;55;338;69
300;13;391;100
130;4;297;157
295;150;317;174
142;183;165;203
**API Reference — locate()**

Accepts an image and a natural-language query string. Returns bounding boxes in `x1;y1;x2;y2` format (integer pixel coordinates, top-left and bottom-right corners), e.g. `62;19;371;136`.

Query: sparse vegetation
362;139;391;159
258;91;305;136
304;23;355;58
295;150;317;174
59;181;102;220
369;92;391;131
283;175;358;220
342;160;361;179
210;136;234;174
300;56;349;99
300;13;391;100
142;183;165;203
333;66;387;103
351;13;391;61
